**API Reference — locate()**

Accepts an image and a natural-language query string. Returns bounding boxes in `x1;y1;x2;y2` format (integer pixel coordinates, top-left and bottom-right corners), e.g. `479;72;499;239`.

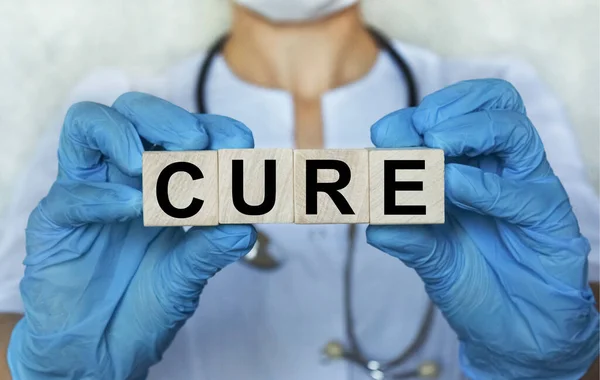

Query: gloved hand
7;93;257;379
367;79;599;379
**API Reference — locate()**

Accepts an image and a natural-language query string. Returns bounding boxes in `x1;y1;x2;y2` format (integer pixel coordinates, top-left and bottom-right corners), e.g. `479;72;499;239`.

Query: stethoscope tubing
194;27;440;379
195;27;418;113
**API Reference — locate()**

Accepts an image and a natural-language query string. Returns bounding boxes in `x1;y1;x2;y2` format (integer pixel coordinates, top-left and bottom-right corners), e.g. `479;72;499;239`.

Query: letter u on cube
142;148;444;226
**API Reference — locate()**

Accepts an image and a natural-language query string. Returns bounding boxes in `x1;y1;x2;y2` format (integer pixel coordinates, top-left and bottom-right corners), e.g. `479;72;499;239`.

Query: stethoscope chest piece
243;232;280;270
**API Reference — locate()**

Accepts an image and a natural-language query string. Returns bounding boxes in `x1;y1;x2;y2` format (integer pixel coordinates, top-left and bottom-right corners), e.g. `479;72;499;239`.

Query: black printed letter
232;159;277;215
306;160;354;215
156;162;204;218
384;160;426;215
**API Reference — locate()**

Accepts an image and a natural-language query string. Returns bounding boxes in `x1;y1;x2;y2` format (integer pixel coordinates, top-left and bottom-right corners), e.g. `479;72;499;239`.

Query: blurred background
0;0;598;212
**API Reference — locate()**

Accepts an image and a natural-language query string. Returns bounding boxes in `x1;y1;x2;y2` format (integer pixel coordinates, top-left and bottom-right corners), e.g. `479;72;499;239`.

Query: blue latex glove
367;79;599;379
7;93;257;379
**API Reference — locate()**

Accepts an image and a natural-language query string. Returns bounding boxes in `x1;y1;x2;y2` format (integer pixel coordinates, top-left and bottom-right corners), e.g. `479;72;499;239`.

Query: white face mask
234;0;359;22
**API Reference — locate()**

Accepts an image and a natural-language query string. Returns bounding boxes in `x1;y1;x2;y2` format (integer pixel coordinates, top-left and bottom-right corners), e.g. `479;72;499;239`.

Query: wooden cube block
369;148;444;225
143;151;218;226
294;149;369;224
219;149;294;224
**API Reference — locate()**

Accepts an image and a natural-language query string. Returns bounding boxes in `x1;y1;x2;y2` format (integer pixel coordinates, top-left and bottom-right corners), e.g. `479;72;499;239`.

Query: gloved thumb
366;224;456;286
155;225;257;321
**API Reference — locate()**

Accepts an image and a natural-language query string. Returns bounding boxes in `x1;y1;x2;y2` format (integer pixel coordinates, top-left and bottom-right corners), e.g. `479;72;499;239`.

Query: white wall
0;0;598;212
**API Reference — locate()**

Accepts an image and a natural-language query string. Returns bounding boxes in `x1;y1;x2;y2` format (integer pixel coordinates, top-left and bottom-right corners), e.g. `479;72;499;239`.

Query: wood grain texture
219;149;294;224
142;151;218;226
294;149;369;224
143;149;446;226
369;148;444;224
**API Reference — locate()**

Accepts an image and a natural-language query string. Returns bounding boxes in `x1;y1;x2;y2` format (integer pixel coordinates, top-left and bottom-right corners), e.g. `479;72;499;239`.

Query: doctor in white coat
1;1;599;379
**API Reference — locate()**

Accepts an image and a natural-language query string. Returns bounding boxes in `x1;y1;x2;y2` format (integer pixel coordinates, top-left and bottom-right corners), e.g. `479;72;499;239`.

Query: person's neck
223;4;379;101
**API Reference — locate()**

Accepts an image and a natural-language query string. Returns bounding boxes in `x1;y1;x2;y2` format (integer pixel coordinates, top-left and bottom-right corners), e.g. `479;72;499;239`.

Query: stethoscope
194;28;440;379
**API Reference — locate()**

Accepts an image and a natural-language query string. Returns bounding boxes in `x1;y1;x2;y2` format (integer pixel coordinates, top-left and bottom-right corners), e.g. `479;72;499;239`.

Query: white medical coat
0;40;598;380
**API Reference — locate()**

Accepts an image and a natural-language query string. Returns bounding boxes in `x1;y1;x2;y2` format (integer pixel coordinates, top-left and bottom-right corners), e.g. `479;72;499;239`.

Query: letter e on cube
369;148;444;225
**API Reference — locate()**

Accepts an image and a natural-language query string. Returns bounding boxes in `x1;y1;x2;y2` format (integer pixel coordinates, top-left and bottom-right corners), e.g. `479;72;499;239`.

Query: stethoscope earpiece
322;340;440;379
416;361;440;378
322;340;345;360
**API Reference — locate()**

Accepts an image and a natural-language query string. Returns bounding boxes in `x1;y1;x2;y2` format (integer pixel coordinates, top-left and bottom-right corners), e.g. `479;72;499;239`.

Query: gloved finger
366;224;456;286
445;163;579;236
155;225;257;320
34;180;142;227
369;107;474;166
112;92;210;151
423;110;551;180
195;114;255;149
370;107;423;148
412;79;526;131
59;102;144;180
